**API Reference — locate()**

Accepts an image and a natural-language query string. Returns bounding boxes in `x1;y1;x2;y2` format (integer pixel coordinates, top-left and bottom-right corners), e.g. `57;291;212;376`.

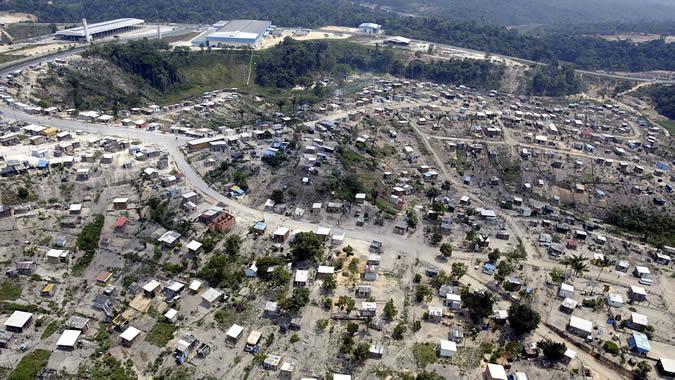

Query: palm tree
569;254;589;277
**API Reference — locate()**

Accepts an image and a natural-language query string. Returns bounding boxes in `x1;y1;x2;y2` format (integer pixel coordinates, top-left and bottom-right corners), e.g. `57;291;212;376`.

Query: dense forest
634;85;675;120
3;0;674;72
605;205;675;248
371;0;675;25
255;38;504;90
527;64;582;97
10;0;674;26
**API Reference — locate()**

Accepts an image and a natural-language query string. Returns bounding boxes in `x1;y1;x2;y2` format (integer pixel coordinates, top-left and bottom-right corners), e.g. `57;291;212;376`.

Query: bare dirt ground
258;30;352;50
597;33;675;44
0;12;37;24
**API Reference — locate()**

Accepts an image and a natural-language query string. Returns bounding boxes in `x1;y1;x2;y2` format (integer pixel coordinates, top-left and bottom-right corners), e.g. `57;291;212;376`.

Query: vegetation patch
413;342;438;367
41;320;61;339
7;349;51;380
0;281;23;301
605;204;675;247
73;214;105;275
145;322;176;347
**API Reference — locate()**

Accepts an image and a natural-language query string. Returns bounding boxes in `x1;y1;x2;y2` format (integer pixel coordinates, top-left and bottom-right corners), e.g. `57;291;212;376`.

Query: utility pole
245;51;254;87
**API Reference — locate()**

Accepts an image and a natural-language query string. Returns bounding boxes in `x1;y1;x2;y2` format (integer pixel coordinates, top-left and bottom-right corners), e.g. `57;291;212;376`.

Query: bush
603;341;620;356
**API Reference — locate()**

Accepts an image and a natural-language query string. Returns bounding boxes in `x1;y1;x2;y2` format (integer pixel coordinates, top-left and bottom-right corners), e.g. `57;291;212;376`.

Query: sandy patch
0;12;37;24
319;26;359;34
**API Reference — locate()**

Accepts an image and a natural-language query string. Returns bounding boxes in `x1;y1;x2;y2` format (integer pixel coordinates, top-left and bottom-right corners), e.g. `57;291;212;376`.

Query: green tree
507;304;540;335
569;254;589;277
270;189;285;204
633;361;652;380
487;249;501;263
353;342;370;363
346;322;359;334
322;273;336;292
425;186;440;203
462;289;494;322
439;243;453;258
270;266;290;287
430;231;443;245
415;285;433;303
406;209;418;229
224;235;242;255
451;262;467;280
393;322;407;340
538;340;566;361
290;232;324;261
441;180;451;194
279;288;310;313
336;295;355;313
17;187;29;200
383;299;397;320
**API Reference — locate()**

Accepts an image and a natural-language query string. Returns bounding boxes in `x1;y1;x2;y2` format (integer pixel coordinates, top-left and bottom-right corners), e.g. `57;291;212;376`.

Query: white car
638;278;653;286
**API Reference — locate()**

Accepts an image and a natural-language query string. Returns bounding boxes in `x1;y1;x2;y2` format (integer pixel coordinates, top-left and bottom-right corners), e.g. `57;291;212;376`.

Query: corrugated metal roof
56;18;144;37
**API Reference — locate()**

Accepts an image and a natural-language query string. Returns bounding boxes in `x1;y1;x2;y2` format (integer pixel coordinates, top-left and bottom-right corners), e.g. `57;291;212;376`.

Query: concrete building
199;20;272;48
55;18;144;41
120;326;141;346
4;311;33;333
56;330;81;350
359;23;382;34
567;316;593;339
439;339;457;358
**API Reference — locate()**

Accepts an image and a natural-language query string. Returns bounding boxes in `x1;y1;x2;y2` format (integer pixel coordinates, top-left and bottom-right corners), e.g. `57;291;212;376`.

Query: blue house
483;262;496;275
463;176;472;185
628;331;651;354
37;160;49;170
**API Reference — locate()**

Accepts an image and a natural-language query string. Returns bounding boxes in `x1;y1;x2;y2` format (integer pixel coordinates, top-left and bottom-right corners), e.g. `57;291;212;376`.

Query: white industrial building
359;23;382;34
195;20;272;48
55;18;145;42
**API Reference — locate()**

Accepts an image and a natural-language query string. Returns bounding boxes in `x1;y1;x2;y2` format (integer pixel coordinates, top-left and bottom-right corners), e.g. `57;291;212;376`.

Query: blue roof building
37;160;49;169
483;262;496;275
628;331;651;354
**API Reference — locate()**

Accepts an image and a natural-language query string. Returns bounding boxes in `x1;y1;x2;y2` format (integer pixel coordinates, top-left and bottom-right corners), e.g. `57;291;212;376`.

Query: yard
145;321;176;347
7;350;51;380
0;281;22;301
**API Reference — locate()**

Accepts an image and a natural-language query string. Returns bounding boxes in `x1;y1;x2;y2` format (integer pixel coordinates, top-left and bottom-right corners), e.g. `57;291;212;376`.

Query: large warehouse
199;20;272;48
55;18;145;42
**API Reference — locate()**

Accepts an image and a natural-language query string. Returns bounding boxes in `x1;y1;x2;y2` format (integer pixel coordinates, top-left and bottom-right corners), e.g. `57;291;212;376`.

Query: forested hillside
527;64;582;97
255;38;504;90
634;85;675;120
3;0;674;72
372;0;675;25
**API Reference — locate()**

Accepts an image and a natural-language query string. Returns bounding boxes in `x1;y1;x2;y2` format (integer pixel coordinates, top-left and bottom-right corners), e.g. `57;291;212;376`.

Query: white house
120;326;141;346
164;308;178;323
56;329;81;350
606;293;624;308
445;294;461;310
558;283;575;298
294;270;309;287
201;287;224;307
485;363;508;380
439;339;457;358
568;316;593;338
